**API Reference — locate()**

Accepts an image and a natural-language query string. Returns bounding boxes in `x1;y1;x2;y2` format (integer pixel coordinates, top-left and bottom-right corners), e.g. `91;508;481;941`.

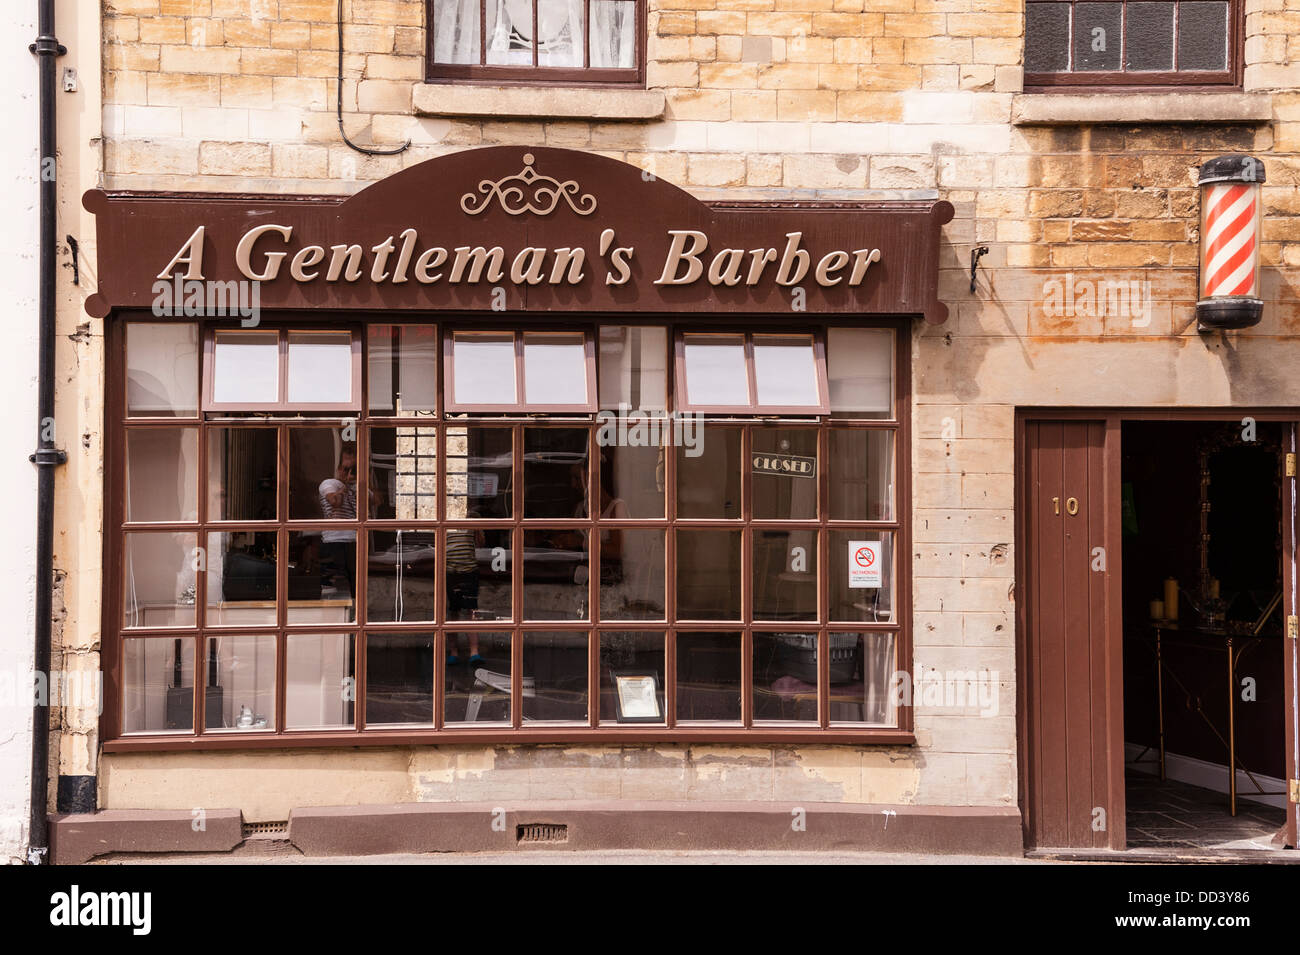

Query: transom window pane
452;333;516;407
682;334;749;407
212;329;278;404
599;325;667;411
523;333;589;406
368;325;438;416
828;327;892;418
127;322;198;417
287;331;353;405
753;335;821;408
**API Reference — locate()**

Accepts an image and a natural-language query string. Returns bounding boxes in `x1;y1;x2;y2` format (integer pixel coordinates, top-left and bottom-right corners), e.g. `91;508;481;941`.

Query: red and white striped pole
1197;154;1266;331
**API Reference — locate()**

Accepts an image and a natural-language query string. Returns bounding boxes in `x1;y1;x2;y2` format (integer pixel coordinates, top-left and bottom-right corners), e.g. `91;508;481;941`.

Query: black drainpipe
27;0;67;865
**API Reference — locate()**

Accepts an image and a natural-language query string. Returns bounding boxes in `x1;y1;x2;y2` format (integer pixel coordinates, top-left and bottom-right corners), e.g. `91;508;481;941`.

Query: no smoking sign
848;540;881;589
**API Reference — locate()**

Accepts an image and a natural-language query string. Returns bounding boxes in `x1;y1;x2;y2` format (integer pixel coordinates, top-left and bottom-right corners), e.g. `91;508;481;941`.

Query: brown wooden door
1284;425;1299;848
1019;418;1124;850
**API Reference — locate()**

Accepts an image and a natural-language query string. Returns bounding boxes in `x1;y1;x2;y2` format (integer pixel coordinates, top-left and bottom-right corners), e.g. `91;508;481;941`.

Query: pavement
90;844;1051;865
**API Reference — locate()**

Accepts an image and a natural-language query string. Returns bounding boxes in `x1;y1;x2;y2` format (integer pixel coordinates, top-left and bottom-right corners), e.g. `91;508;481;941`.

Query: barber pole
1196;154;1266;331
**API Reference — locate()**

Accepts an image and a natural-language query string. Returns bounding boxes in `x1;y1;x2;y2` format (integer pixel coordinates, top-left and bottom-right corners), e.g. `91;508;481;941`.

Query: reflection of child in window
318;446;358;598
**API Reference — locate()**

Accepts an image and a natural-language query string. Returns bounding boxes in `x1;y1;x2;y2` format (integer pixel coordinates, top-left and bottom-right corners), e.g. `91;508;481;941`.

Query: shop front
50;147;1014;858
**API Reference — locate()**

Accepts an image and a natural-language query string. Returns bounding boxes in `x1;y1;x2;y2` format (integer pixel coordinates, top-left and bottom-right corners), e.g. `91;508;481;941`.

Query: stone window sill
413;84;665;122
1011;91;1271;126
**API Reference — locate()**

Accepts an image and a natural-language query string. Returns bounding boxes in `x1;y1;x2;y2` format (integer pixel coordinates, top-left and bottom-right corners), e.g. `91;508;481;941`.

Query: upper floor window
428;0;644;86
1024;0;1239;89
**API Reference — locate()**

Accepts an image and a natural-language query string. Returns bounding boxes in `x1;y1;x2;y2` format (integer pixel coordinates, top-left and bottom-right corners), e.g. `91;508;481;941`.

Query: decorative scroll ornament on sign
460;152;598;217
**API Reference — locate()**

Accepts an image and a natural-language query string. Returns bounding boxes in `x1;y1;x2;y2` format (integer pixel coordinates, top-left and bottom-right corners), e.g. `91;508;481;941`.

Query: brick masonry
76;0;1300;815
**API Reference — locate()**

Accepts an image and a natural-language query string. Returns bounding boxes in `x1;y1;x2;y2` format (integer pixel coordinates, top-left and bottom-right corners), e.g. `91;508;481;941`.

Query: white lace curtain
433;0;635;69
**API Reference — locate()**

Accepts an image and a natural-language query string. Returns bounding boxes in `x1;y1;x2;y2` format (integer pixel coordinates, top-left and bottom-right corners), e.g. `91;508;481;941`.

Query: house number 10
1052;497;1080;516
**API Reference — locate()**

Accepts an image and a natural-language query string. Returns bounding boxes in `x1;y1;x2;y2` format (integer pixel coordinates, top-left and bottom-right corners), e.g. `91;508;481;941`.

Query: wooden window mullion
532;0;539;67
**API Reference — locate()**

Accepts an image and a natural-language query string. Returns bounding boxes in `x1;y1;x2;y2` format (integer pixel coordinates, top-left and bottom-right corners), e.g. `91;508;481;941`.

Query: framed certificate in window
613;673;662;723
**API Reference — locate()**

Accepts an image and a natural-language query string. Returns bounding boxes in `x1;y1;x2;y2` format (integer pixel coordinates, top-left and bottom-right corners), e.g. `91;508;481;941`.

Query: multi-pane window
110;318;907;746
428;0;643;85
1024;0;1237;88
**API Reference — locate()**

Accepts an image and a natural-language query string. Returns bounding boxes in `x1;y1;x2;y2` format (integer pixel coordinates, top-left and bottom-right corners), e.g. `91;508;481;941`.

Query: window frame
1022;0;1244;91
674;330;832;416
201;326;363;414
425;0;647;88
444;328;599;414
102;314;913;751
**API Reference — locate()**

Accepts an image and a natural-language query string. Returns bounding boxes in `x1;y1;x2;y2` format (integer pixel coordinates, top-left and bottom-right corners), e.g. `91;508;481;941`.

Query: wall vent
242;821;289;838
516;823;568;844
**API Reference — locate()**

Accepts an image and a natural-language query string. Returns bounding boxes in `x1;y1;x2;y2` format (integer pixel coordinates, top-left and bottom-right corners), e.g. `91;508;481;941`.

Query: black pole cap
1198;154;1266;186
1196;298;1263;332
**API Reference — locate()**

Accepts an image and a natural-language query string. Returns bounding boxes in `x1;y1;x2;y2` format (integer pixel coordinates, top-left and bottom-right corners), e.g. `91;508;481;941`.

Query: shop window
126;428;198;523
368;325;437;417
207;427;277;522
366;633;436;726
427;0;644;86
285;632;356;730
110;318;906;743
205;635;276;732
1024;0;1238;88
122;637;195;733
204;328;361;412
676;332;829;414
127;322;198;418
598;325;666;411
445;330;596;413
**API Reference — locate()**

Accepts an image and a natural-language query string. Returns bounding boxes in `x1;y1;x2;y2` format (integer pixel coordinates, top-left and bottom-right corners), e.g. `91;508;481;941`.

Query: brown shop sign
83;146;953;323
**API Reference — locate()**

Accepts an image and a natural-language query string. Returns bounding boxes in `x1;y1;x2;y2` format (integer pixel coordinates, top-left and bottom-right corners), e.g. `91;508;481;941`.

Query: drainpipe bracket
28;36;67;57
29;448;67;467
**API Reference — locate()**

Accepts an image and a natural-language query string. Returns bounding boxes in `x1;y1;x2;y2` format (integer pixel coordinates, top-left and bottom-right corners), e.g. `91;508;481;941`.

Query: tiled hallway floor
1126;771;1286;850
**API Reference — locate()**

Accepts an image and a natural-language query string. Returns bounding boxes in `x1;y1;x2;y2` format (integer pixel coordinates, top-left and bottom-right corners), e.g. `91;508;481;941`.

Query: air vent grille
517;823;568;844
242;820;289;838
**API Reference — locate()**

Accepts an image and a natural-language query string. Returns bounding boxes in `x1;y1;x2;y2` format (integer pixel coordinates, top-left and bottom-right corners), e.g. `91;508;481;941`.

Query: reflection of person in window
318;446;357;599
445;522;483;664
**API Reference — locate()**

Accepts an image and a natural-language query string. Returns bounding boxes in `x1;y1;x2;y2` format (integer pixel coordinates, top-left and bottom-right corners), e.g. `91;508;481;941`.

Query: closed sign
752;453;816;478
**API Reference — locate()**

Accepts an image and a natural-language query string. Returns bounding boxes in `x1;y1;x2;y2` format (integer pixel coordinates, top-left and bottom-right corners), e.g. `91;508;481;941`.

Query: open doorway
1120;420;1289;852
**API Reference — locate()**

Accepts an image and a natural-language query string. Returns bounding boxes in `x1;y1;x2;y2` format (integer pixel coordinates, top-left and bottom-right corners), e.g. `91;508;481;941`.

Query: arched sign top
83;145;952;323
